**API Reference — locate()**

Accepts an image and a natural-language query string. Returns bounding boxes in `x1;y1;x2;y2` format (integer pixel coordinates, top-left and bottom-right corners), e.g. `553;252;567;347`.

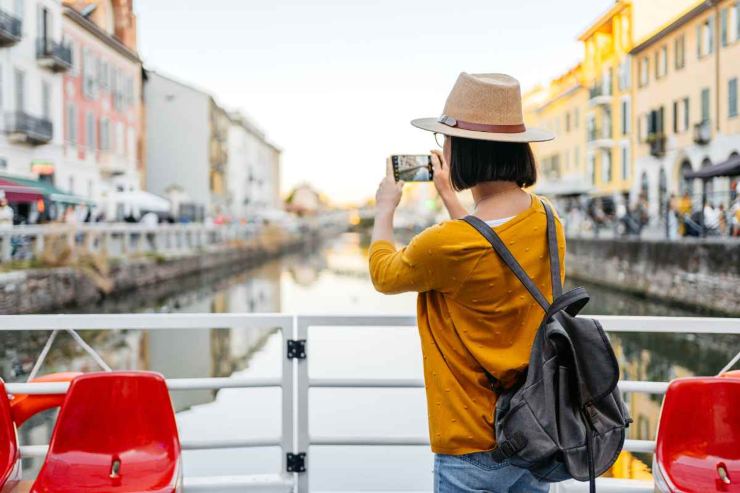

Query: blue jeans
434;452;550;493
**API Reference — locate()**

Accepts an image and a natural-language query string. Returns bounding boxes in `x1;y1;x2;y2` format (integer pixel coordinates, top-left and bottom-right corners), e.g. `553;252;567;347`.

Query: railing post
295;316;309;493
281;317;297;491
0;232;11;262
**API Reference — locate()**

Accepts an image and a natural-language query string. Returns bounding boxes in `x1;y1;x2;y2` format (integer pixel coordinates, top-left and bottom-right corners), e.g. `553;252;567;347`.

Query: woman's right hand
431;149;453;198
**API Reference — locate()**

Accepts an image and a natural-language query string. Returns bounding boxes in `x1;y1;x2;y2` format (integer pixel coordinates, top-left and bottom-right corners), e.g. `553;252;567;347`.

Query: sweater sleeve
368;225;452;295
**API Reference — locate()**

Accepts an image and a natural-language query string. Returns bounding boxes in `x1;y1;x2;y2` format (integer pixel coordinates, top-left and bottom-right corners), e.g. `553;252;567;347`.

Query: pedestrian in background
677;191;692;237
0;198;14;228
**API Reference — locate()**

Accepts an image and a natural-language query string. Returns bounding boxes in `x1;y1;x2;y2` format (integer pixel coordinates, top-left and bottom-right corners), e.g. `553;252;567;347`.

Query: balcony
5;111;53;145
587;127;613;148
98;151;131;176
0;9;22;46
36;38;72;72
588;84;612;106
648;133;667;157
693;120;711;145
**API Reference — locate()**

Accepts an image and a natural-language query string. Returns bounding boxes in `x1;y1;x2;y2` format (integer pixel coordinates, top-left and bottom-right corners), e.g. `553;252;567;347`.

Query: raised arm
431;150;467;220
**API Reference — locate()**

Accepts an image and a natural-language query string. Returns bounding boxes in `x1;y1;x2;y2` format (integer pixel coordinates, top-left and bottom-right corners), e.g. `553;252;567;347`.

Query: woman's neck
471;182;531;220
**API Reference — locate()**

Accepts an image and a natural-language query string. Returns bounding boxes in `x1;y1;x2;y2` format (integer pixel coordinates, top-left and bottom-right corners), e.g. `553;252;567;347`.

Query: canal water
2;232;738;490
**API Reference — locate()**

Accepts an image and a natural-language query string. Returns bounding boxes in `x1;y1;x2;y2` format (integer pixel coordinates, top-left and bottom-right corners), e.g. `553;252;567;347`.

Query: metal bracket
287;339;306;359
286;452;306;472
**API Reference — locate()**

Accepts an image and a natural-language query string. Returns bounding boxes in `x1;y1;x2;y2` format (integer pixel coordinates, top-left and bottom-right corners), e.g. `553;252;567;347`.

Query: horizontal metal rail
3;313;738;492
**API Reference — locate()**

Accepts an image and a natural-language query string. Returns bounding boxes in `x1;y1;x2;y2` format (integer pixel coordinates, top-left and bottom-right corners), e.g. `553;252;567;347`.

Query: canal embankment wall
566;237;740;315
0;226;338;314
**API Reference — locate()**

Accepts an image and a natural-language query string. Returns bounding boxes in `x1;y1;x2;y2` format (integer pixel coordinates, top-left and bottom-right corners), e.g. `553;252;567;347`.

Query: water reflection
1;233;737;487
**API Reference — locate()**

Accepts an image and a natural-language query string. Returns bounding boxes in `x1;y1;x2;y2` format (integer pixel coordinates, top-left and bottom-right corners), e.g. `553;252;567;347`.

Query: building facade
227;112;281;220
0;0;70;183
524;0;735;220
631;0;740;216
144;71;210;221
61;4;142;206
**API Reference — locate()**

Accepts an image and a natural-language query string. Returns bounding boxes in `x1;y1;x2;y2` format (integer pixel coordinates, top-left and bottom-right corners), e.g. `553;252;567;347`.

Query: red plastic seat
0;379;21;493
654;377;740;492
30;372;182;493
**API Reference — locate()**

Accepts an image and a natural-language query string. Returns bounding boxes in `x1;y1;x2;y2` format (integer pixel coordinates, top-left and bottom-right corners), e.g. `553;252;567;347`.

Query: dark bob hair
450;136;537;191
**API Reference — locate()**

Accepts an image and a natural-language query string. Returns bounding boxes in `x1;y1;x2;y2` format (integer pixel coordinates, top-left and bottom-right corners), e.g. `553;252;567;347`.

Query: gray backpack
463;201;631;493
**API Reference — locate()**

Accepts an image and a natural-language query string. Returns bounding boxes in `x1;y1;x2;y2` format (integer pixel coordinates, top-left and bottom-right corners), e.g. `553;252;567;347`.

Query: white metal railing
1;313;739;493
0;211;350;263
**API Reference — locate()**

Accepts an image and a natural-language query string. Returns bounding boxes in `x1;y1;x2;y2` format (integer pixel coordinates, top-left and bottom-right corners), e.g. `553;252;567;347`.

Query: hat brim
411;117;555;143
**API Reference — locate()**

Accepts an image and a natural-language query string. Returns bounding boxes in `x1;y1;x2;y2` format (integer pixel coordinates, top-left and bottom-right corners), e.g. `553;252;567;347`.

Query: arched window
658;167;667;214
640;171;649;201
678;160;693;195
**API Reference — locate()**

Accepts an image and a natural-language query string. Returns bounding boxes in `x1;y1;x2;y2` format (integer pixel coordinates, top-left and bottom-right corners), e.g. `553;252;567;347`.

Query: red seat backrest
0;380;20;490
35;371;181;491
655;377;740;492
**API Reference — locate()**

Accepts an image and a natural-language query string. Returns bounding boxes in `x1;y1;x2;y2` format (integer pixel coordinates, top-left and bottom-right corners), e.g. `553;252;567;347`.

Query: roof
63;6;141;64
578;1;629;41
630;0;715;54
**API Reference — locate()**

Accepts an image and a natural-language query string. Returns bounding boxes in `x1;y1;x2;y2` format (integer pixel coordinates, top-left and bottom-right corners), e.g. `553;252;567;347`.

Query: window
697;16;715;58
639;57;649;87
68;176;74;194
721;7;729;46
675;34;685;69
601;150;612;184
673;100;679;133
730;78;738;118
683;97;690;131
86;112;95;150
588;153;596;185
99;62;109;90
574;108;580;128
14;0;23;20
41;81;51;119
701;87;710;122
574;146;580;171
621;146;630;181
99;118;110;151
621;99;630;135
14;68;24;112
66;103;77;144
736;3;740;43
565;112;571;132
83;49;97;99
655;45;668;79
618;59;631;91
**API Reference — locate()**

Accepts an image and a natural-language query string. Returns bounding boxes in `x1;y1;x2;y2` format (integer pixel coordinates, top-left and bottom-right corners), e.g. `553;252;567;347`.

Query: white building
227;111;281;220
144;71;211;221
0;0;70;207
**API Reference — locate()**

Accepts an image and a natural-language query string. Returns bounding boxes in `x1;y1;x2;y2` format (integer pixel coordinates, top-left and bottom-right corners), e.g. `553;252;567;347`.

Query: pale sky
135;0;612;205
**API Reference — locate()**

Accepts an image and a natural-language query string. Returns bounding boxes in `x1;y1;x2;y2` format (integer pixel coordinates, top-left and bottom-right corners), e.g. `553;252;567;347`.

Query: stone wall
0;232;319;315
566;237;740;315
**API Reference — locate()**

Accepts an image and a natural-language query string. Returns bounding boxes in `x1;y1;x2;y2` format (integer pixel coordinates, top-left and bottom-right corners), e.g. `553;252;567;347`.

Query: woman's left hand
375;158;404;215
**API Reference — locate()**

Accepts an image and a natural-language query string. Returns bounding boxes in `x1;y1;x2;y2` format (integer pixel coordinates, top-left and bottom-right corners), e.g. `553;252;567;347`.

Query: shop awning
106;190;171;213
683;155;740;179
534;177;593;197
0;178;45;203
0;174;94;205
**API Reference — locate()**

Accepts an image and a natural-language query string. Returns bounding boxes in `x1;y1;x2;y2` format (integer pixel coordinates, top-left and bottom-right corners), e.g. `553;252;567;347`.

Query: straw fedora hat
411;72;554;143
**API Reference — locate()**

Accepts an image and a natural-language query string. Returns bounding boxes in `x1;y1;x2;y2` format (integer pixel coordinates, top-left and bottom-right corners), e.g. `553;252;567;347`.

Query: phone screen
392;155;433;182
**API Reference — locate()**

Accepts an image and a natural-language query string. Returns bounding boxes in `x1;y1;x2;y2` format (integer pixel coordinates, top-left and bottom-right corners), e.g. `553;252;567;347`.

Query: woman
369;73;565;493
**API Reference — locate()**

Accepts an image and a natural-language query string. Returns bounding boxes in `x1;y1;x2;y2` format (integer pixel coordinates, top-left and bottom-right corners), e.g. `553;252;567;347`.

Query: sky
135;0;612;205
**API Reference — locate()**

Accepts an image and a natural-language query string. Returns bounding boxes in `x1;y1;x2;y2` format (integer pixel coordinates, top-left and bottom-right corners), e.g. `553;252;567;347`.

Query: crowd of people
562;188;740;239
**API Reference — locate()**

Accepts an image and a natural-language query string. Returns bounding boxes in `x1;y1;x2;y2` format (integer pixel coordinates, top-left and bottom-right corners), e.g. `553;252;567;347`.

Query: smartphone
391;155;433;182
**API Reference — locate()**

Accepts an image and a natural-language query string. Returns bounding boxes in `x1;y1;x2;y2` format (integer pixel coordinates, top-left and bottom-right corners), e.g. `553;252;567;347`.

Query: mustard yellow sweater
368;195;565;455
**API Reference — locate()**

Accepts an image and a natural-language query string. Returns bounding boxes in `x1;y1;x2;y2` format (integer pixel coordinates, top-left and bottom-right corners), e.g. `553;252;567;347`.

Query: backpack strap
542;200;563;298
462;214;549;311
462;198;561;311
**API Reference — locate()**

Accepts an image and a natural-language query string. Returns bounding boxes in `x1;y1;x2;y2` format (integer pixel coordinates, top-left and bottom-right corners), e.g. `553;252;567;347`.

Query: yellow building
630;0;740;217
525;0;714;217
525;65;590;197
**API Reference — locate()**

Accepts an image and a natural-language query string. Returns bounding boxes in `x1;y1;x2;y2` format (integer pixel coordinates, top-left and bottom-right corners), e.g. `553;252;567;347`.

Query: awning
0;178;45;203
683;155;740;179
0;174;94;205
534;177;594;197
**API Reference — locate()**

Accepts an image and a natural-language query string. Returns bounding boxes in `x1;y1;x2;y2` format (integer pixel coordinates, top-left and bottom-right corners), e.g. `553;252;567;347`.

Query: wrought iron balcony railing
648;133;667;157
693;120;711;145
36;38;72;72
5;111;53;145
0;8;22;46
